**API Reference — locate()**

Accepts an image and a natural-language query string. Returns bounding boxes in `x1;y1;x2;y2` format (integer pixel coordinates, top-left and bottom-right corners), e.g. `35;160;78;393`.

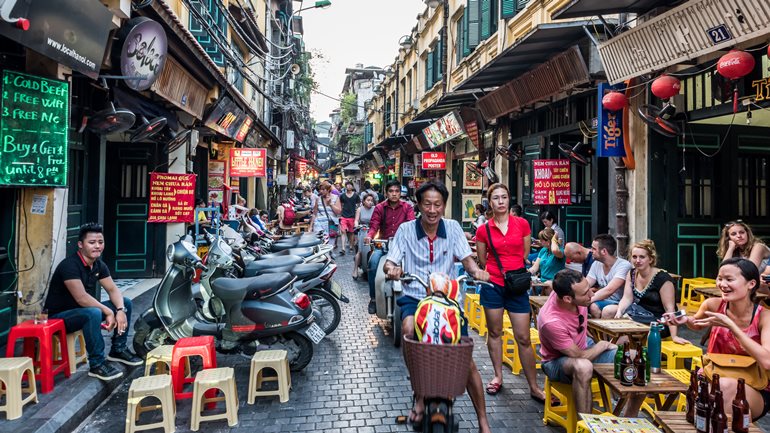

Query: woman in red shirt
475;184;546;402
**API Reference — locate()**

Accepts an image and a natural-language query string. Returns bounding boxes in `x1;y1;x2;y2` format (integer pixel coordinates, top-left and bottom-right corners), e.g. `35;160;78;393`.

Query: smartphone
659;309;686;322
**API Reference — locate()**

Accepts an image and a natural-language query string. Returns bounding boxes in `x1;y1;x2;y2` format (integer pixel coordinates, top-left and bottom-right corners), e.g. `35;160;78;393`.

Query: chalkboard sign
1;71;69;187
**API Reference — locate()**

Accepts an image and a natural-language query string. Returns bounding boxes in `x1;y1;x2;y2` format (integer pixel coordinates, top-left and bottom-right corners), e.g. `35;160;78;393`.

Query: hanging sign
465;120;480;150
148;172;196;223
0;71;69;187
204;96;251;141
422;152;446;170
533;159;571;205
402;162;415;178
597;82;626;157
422;110;465;148
229;148;266;177
115;17;168;91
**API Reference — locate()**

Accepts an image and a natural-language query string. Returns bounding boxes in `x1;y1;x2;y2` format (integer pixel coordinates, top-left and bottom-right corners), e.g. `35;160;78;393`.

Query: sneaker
107;348;143;366
88;362;123;381
368;300;377;315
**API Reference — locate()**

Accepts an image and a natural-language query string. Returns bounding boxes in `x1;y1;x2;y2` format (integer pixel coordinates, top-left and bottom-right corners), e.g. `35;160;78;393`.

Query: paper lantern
651;75;681;100
602;91;627;111
717;50;755;81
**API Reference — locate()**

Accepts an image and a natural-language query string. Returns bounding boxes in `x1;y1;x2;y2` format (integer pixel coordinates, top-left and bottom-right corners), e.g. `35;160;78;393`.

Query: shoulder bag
485;223;531;297
703;353;769;390
321;198;339;238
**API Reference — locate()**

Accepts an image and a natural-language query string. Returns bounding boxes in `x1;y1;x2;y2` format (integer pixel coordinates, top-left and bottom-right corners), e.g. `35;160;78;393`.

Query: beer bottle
710;390;728;433
633;346;646;386
695;375;711;433
614;342;625;380
642;346;650;383
732;378;750;433
620;343;635;386
686;367;698;424
709;373;721;412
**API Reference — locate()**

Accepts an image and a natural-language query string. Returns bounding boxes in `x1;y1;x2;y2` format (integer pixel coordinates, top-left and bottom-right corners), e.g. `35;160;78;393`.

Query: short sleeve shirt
339;192;360;218
587;257;632;301
537;293;589;362
537;246;566;281
474;215;531;286
44;253;111;315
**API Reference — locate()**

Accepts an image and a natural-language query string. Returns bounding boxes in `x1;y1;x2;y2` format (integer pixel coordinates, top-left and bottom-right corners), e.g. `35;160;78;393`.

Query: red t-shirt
475;215;531;286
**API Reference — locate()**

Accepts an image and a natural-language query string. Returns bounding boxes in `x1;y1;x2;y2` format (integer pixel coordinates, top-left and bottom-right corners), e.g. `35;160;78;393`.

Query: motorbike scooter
133;237;324;371
371;239;403;347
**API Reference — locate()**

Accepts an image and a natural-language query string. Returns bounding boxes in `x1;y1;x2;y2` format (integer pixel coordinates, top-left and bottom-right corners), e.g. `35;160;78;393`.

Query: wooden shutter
517;0;529;11
426;50;434;90
500;0;516;18
467;0;480;51
462;7;470;57
480;0;491;39
435;34;443;81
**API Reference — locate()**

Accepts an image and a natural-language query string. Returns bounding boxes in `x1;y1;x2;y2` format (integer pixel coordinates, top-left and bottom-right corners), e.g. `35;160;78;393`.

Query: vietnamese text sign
597;82;626;157
229;148;266;177
533;159;571;205
1;71;69;186
148;173;196;223
422;152;446;170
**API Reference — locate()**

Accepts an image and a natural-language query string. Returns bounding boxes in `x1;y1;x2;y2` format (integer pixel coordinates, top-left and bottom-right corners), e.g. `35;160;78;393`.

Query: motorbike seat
259;247;314;259
211;273;294;301
262;262;325;279
244;255;304;277
272;239;321;251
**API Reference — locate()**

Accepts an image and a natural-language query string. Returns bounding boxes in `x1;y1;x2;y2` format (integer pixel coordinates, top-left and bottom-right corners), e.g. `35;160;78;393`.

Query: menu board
229;148;266;177
148;172;196;223
1;71;69;186
533;159;571;205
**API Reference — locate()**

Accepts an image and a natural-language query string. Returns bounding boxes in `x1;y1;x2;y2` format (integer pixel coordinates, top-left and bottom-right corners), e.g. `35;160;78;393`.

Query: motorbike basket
402;336;474;399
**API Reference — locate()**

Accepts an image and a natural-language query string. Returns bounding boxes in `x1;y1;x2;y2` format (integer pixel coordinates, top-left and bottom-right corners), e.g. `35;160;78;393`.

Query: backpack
413;273;464;345
282;204;296;226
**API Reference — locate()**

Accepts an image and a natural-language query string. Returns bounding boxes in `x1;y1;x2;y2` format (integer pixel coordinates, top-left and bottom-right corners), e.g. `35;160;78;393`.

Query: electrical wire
0;189;35;277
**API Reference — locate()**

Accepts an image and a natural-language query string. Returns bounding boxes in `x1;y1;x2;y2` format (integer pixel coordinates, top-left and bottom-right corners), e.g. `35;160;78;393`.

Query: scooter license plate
306;322;326;344
330;281;343;298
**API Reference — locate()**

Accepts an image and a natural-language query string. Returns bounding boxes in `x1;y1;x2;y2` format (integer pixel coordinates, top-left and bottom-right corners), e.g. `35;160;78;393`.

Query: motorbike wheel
307;288;341;335
426;401;450;433
393;301;402;347
132;316;172;359
283;332;314;372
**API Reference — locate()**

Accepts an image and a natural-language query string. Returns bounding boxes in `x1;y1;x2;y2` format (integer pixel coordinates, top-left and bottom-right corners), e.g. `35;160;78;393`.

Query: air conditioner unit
273;83;283;95
285;130;295;149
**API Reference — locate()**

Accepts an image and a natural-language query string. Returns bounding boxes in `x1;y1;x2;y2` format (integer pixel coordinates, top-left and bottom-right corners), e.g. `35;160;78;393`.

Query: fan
558;142;592;166
87;103;136;135
637;75;682;138
496;144;522;163
711;70;731;104
476;157;498;184
130;115;167;142
162;129;193;154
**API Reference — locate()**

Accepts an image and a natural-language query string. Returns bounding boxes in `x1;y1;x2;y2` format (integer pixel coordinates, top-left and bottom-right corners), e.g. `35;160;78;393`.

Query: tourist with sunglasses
538;269;618;414
718;220;770;273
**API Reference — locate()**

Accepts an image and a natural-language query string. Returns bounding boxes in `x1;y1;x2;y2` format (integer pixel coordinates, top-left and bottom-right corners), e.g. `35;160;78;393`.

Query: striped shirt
386;217;472;306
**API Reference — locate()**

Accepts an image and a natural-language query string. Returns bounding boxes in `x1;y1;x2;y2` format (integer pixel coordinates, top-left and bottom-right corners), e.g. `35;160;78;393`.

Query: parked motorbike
371;239;403;347
133;237;324;371
354;225;371;279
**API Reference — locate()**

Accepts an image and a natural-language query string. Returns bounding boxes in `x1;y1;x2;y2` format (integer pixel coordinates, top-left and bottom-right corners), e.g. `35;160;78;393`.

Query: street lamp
424;0;440;8
398;35;413;48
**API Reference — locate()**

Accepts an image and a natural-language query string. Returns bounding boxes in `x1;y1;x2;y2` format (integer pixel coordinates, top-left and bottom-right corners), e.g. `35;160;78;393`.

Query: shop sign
115;18;168;92
597;83;625;157
203;96;251;141
0;71;69;187
236;117;253;143
0;0;113;79
296;160;307;177
421;152;446;170
532;159;571;205
229;148;266;177
402;162;414;178
148;173;196;223
465;120;480;150
422;110;465;148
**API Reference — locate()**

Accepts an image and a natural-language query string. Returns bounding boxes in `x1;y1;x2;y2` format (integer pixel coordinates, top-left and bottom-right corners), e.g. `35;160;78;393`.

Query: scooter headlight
166;245;174;262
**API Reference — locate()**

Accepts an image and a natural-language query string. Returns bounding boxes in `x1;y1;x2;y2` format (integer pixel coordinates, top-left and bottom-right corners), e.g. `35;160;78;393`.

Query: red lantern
602;91;627;111
716;50;755;81
651;75;681;100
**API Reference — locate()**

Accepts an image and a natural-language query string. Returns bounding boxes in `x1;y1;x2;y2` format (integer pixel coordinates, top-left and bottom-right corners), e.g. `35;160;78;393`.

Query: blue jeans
50;297;133;368
368;248;384;300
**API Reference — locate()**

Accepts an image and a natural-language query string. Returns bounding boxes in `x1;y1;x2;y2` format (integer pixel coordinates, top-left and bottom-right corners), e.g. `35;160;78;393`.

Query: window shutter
435;35;443;81
456;13;464;63
500;0;516;18
480;0;491;40
426;50;434;90
467;0;481;51
462;8;470;57
517;0;529;11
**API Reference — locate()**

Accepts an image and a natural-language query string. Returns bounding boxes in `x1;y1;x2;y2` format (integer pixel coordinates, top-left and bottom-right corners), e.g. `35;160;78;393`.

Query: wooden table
654;411;761;433
588;319;651;345
593;364;688;417
529;296;549;320
694;286;768;303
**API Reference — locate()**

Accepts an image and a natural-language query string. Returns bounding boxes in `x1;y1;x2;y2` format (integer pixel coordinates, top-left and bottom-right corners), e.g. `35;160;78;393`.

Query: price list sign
1;71;69;186
533;159;571;205
148;172;196;223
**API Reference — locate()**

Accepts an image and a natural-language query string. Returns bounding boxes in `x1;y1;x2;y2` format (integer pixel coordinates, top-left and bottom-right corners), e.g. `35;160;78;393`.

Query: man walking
44;223;142;381
339;181;360;255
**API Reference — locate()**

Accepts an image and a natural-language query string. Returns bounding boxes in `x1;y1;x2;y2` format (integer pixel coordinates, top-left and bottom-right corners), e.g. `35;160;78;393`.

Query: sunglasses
725;219;744;228
577;312;585;334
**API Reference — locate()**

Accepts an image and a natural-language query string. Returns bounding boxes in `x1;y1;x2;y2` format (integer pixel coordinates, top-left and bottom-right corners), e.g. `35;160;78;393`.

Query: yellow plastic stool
640;368;691;416
125;374;175;433
190;367;238;430
53;330;88;375
501;328;541;374
661;340;703;370
466;295;486;336
247;350;291;404
543;377;578;433
680;278;716;313
0;357;38;420
144;345;191;377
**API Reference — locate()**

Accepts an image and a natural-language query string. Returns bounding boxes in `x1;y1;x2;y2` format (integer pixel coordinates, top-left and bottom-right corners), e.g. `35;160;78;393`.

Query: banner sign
422;110;465;148
1;71;69;186
148;172;196;223
597;82;626;157
229;148;266;177
422;152;446;170
533;159;571;205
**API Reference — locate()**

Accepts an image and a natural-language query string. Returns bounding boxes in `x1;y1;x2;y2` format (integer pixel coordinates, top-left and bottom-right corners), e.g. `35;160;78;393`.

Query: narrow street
75;253;560;433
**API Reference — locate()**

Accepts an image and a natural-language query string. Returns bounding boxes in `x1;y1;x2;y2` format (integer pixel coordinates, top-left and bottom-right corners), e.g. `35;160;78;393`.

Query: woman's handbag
703;353;769;390
321;198;339;238
485;223;531;297
623;303;657;324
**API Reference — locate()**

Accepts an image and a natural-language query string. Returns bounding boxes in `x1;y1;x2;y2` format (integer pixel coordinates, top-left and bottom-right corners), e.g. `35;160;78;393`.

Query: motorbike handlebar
193;261;207;271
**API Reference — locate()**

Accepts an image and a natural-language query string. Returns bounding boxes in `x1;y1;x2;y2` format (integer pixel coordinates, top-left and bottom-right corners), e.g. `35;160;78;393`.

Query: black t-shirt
339;192;360;218
44;253;111;314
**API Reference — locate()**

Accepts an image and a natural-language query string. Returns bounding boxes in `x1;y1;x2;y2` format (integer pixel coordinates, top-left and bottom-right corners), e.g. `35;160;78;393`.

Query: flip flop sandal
485;381;503;395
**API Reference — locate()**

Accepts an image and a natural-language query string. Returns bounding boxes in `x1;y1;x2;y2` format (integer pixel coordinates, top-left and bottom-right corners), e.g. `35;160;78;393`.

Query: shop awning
456;20;605;91
551;0;679;19
414;90;485;120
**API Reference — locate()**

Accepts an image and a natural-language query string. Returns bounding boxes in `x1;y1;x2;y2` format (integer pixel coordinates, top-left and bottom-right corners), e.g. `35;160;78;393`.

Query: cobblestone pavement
72;254;566;433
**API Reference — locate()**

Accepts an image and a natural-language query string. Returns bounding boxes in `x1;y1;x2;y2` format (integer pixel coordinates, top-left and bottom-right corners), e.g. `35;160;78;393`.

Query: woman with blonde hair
528;228;566;289
614;240;688;344
718;220;770;272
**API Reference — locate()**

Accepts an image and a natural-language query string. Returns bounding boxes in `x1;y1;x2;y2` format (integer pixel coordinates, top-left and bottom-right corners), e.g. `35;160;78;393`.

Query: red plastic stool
171;336;216;400
5;319;70;394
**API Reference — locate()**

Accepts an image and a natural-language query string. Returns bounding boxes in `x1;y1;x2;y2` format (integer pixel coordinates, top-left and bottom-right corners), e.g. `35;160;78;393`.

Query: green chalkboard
1;71;69;187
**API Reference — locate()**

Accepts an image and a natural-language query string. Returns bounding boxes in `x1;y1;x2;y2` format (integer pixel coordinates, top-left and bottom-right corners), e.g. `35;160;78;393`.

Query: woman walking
474;183;547;402
312;181;341;244
353;193;375;279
